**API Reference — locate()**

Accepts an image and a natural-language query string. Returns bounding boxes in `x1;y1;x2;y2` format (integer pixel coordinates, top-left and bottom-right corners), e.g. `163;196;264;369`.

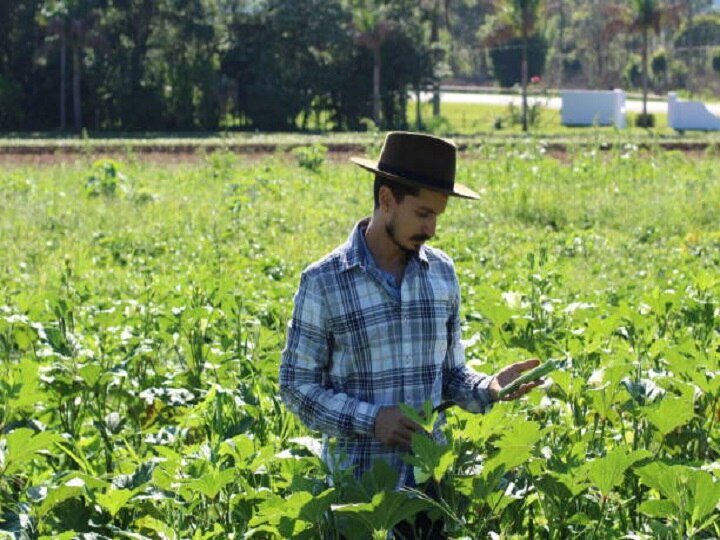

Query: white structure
667;92;720;132
561;89;626;128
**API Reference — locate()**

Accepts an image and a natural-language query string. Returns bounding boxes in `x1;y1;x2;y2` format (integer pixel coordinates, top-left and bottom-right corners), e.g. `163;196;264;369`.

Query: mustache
410;234;431;242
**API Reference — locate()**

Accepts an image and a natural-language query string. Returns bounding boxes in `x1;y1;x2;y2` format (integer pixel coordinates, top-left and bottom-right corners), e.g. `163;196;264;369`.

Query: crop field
1;142;719;539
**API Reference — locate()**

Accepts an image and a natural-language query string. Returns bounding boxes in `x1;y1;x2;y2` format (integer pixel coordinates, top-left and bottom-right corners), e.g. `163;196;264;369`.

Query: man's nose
423;216;436;238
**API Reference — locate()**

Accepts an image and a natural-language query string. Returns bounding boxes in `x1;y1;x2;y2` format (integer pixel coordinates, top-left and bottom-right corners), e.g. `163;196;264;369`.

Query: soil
0;141;715;167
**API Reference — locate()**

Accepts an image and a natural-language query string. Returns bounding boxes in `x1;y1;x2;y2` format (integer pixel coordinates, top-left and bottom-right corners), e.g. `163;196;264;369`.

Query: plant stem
591;494;607;540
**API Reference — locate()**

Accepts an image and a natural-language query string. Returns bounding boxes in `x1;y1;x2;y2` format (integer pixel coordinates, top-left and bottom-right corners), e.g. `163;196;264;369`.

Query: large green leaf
483;419;542;472
470;467;506;503
635;462;680;506
218;434;255;467
3;428;62;475
644;395;694;436
182;467;236;500
635;462;720;531
399;400;437;432
297;488;336;523
687;468;720;530
358;459;401;497
36;477;87;519
135;515;177;540
248;489;335;538
584;448;650;496
78;363;104;387
536;470;588;501
587;364;633;421
95;488;136;518
332;491;433;540
637;499;676;519
8;358;46;411
404;433;453;484
452;403;507;445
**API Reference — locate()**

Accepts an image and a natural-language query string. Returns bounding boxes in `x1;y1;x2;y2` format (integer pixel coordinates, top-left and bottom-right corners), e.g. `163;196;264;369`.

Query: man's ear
378;185;394;213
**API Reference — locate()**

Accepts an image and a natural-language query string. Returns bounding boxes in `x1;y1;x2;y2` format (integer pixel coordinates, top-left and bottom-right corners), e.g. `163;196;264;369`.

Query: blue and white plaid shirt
280;218;494;486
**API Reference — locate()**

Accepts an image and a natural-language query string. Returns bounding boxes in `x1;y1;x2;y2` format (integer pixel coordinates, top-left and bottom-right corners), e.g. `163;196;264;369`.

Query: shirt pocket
428;302;450;362
327;309;378;385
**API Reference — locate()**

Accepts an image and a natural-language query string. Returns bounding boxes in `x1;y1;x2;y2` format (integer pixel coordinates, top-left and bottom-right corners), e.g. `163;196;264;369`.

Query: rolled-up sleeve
442;279;495;413
279;272;381;438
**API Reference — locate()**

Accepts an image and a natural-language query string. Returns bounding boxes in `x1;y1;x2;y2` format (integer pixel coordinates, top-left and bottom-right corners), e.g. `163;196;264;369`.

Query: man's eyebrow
418;206;443;214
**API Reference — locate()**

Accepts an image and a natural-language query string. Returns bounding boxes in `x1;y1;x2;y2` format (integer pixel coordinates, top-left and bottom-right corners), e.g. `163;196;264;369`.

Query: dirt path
0;140;716;167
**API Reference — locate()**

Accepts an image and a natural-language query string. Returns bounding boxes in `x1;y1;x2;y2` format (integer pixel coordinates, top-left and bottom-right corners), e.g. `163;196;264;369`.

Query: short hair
373;175;420;209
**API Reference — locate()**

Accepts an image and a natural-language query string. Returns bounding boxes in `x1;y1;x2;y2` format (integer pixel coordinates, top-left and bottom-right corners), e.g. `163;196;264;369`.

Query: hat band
378;162;454;191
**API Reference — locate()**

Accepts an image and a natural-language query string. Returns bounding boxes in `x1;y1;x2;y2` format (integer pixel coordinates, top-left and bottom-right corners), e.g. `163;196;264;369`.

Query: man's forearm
443;365;495;413
279;374;381;438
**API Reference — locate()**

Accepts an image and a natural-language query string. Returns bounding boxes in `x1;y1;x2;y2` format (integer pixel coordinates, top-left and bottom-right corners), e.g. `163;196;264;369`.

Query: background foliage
0;0;718;132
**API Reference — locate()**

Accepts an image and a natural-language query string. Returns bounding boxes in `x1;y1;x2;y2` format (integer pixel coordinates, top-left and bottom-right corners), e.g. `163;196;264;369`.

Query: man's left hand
489;358;543;401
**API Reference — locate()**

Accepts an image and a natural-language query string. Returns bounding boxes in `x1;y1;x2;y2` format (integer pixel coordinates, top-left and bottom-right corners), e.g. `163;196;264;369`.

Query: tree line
0;0;718;133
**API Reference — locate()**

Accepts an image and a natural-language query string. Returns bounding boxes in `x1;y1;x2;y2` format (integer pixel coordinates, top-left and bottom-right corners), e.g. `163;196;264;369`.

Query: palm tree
352;1;394;126
605;0;681;125
485;0;544;132
425;0;451;118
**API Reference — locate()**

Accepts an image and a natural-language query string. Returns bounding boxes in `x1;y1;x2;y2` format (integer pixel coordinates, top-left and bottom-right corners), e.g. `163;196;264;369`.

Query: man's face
383;187;449;254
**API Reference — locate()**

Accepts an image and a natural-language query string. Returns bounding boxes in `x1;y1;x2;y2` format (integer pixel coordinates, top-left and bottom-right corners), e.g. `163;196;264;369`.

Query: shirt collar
340;218;429;272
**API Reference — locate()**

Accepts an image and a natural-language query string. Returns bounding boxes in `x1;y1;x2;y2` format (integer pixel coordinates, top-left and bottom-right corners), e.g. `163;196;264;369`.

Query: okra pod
497;359;559;398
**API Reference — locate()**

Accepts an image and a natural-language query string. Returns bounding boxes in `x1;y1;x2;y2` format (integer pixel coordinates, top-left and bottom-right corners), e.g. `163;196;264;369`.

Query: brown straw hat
351;131;480;200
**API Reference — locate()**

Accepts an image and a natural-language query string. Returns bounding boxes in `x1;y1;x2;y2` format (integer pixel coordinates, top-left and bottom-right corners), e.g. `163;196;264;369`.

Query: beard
385;219;430;256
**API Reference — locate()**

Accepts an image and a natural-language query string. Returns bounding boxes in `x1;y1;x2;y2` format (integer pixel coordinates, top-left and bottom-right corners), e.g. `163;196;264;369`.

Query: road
416;90;720;115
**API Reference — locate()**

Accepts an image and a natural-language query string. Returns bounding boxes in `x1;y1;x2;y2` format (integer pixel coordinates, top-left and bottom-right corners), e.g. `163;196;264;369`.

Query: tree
483;0;545;132
605;0;682;124
95;0;162;130
38;2;69;129
676;0;715;93
0;1;42;129
224;0;358;131
443;0;495;82
145;0;220;130
420;0;452;118
39;0;105;132
352;0;395;126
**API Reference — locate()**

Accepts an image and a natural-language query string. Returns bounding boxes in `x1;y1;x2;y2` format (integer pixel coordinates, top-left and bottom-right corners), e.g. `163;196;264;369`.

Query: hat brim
350;156;480;200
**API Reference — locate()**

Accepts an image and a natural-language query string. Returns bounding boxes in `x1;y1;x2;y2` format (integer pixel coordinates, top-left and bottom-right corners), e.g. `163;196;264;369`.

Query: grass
2;98;720;146
411;100;682;136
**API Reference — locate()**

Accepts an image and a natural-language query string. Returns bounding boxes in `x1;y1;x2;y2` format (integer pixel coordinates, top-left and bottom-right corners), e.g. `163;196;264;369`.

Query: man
280;131;541;492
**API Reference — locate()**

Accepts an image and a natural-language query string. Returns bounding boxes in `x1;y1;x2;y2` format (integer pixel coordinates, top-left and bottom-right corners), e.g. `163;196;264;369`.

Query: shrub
623;55;642;88
652;50;667;77
668;60;689;89
713;49;720;73
424;115;453;136
207;149;238;181
635;113;655;128
84;159;127;198
506;98;545;129
562;56;582;78
292;144;327;173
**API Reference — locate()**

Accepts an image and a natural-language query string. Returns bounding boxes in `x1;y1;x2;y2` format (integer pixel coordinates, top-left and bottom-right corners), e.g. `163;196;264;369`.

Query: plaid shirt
280;218;494;487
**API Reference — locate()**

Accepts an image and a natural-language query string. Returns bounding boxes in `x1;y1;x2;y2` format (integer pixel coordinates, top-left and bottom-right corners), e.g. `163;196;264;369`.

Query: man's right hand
373;406;424;449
